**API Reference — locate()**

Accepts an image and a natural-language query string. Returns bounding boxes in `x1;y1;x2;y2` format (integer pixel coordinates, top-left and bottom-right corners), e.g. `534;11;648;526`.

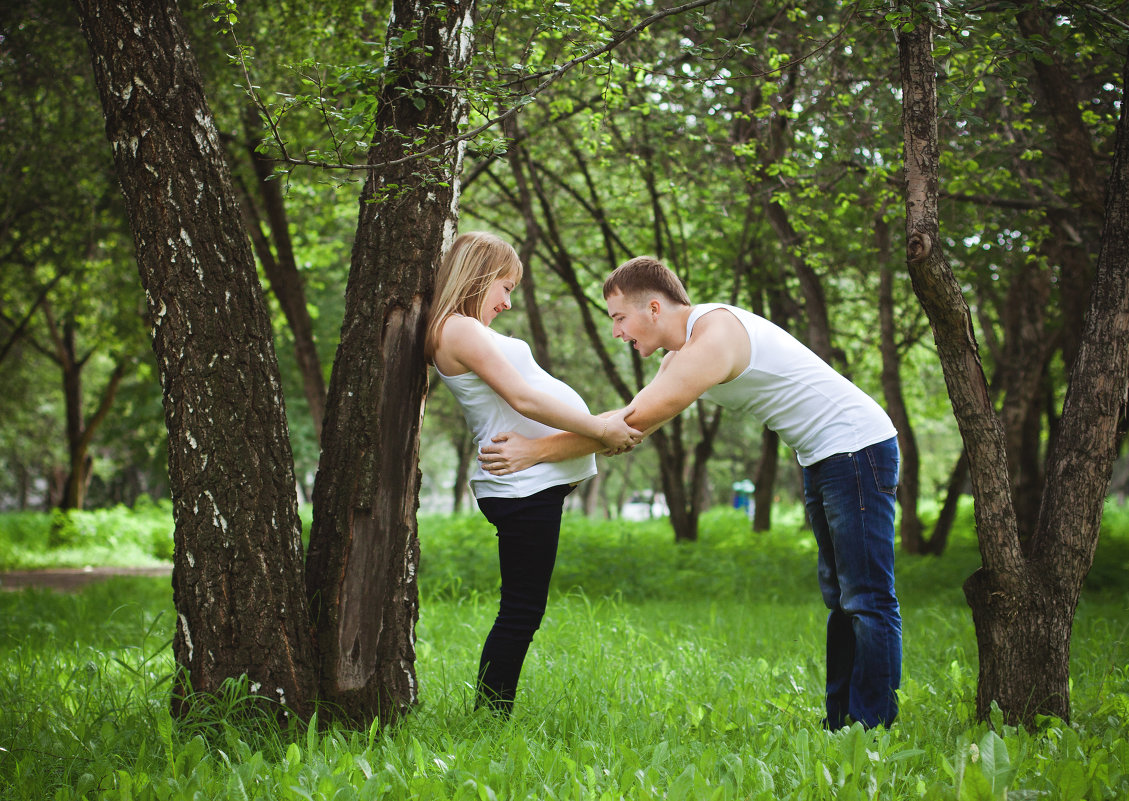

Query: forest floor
0;566;171;592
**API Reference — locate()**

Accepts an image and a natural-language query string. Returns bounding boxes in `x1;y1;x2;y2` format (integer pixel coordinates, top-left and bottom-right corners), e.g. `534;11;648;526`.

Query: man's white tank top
436;325;596;499
687;304;896;467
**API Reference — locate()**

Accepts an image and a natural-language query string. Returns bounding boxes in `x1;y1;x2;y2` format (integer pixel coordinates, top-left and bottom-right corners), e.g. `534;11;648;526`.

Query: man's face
606;290;660;357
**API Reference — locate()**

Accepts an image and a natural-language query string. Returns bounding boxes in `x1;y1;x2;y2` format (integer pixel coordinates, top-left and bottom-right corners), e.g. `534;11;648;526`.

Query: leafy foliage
4;0;1125;525
0;500;174;570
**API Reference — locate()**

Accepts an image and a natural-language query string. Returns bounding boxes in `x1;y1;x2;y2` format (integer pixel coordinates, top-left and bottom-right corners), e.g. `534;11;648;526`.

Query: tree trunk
752;426;778;532
963;567;1073;720
651;422;696;541
900;20;1020;574
876;220;925;553
75;0;319;719
1047;213;1093;375
756;65;845;373
583;472;602;517
900;17;1129;725
41;304;127;511
504;126;554;372
451;429;473;514
650;404;721;542
1015;6;1105;224
763;201;840;369
996;264;1052;543
929;449;968;556
304;0;475;726
50;315;88;510
1011;46;1129;720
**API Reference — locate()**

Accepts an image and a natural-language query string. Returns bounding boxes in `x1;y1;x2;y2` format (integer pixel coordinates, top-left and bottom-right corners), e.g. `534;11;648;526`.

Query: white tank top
687;304;896;467
436;325;597;499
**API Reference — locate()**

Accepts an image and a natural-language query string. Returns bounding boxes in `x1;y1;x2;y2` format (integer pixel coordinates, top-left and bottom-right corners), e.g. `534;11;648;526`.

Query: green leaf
1052;761;1088;799
287;741;302;769
977;731;1015;794
958;763;995;801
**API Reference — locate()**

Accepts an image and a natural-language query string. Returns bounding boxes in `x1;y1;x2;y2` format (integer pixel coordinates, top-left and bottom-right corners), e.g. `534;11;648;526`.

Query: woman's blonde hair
425;232;523;362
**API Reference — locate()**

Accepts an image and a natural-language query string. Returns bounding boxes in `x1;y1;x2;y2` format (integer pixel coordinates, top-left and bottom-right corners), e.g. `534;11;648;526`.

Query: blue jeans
803;437;901;729
474;484;574;714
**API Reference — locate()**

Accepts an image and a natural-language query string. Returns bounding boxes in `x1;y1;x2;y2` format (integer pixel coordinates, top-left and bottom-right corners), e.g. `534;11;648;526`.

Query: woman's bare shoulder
434;314;488;374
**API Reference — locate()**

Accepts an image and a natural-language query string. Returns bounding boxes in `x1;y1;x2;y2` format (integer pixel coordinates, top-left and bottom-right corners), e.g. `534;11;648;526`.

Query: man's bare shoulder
689;306;745;337
682;307;750;380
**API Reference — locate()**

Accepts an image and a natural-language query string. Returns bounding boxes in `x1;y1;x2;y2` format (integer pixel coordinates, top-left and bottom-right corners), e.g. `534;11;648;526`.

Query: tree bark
451;429;473;514
1015;2;1104;435
582;472;602;517
900;21;1022;582
996;265;1052;543
504;125;555;372
756;65;844;372
649;403;722;542
45;312;89;511
763;201;839;368
1015;6;1106;224
929;449;968;556
304;0;475;726
74;0;319;719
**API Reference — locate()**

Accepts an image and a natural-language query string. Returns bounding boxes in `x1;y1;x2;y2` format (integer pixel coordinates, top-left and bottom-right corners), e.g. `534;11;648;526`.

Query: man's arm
478;430;603;475
479;310;748;474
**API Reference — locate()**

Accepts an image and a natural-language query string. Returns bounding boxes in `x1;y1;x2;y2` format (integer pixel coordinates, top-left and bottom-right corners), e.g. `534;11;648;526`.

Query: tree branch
0;271;65;365
247;0;719;172
78;359;129;453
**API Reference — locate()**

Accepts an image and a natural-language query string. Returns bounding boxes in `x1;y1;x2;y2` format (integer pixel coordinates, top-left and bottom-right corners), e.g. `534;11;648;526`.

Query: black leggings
474;483;573;714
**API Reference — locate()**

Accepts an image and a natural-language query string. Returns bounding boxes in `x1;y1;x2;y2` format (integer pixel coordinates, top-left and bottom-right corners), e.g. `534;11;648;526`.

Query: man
478;256;902;729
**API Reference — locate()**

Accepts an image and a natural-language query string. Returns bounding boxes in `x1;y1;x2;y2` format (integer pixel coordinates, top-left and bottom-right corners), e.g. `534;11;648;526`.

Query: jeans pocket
866;443;899;497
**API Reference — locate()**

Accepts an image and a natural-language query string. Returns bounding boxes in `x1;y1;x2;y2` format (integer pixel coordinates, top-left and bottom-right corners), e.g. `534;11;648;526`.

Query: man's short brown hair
603;256;691;306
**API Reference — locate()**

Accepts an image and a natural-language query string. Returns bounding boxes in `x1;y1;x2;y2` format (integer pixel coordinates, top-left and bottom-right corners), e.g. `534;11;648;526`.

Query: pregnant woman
425;231;640;714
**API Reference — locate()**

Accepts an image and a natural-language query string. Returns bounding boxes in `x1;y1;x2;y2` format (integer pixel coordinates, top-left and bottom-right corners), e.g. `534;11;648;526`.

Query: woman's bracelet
600;419;608;442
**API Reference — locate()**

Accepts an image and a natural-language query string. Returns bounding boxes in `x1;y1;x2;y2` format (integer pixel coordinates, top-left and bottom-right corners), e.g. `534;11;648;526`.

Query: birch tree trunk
74;0;319;719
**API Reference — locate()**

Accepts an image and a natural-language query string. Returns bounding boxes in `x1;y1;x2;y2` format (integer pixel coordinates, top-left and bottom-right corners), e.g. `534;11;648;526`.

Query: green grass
2;503;1128;799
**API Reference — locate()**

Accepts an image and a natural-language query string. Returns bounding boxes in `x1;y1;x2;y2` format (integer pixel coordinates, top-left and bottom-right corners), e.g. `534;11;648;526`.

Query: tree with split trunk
302;0;476;723
74;0;474;724
899;12;1129;725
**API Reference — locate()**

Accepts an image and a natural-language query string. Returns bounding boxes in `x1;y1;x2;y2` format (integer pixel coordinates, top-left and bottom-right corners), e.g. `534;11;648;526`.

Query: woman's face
481;274;516;326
